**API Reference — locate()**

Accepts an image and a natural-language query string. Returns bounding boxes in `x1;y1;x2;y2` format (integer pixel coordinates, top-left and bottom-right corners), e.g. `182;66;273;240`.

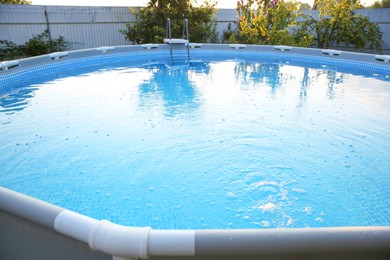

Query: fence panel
0;4;389;53
0;5;47;44
0;5;135;49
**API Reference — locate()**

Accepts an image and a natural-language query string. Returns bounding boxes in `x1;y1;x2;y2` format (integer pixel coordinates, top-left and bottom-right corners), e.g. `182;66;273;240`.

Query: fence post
44;6;53;43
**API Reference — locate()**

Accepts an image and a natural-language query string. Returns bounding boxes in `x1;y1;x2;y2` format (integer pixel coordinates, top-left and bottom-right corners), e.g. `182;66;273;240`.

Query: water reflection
138;62;210;117
324;70;346;99
233;62;347;106
234;62;283;93
0;60;355;120
0;87;37;114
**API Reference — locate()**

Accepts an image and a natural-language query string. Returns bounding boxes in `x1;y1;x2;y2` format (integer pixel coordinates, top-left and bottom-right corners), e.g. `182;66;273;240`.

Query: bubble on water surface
261;221;271;227
292;188;306;193
304;207;314;215
258;202;278;213
226;192;236;198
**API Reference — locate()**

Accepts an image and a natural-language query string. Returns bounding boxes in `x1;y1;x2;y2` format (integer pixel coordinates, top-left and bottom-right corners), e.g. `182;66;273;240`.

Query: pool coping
1;44;389;76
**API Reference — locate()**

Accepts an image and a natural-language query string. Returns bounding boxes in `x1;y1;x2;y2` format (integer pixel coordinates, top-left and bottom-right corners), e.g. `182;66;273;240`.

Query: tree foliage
0;0;31;4
234;0;313;46
297;2;311;11
234;0;383;52
368;0;390;8
299;0;383;50
121;0;218;44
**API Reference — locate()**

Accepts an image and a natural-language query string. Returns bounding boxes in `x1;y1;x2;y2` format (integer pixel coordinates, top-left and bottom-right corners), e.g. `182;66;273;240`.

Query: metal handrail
166;18;190;60
182;18;189;42
166;18;172;41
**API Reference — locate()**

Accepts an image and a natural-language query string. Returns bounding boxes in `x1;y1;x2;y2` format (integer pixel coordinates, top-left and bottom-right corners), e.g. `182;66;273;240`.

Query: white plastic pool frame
1;44;390;260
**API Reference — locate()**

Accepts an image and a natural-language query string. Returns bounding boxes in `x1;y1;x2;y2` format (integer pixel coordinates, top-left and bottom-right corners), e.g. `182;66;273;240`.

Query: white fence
0;4;389;53
0;5;136;49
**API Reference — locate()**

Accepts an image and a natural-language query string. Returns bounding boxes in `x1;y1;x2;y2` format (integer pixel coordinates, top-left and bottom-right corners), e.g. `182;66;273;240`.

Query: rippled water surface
1;58;389;229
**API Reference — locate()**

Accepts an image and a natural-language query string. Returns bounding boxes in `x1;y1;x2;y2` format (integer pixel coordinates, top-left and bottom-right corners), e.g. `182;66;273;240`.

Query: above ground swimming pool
0;45;389;232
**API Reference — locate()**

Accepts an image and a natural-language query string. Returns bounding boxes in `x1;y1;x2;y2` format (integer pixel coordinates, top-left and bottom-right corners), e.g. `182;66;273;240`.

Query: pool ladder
164;18;190;62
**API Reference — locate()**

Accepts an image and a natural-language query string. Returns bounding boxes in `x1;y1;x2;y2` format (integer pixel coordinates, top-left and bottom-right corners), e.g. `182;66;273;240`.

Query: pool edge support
49;51;69;60
321;49;343;56
229;44;246;50
0;60;19;71
274;45;293;51
97;46;115;53
375;54;390;62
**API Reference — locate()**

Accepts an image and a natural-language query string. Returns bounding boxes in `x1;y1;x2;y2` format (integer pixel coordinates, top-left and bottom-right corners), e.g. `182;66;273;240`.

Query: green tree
0;0;31;4
368;0;390;8
300;0;383;51
121;0;217;44
298;2;311;11
235;0;313;46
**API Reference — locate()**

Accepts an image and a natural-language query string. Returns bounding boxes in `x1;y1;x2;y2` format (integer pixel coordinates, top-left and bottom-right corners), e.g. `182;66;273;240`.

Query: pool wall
1;44;390;79
1;187;390;260
1;45;390;259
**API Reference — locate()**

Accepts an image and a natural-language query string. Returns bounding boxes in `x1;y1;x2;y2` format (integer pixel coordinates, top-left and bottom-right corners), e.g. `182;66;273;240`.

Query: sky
31;0;377;9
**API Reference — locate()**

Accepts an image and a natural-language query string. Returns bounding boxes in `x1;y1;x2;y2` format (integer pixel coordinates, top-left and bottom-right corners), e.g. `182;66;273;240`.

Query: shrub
0;30;70;61
22;30;70;56
0;40;24;61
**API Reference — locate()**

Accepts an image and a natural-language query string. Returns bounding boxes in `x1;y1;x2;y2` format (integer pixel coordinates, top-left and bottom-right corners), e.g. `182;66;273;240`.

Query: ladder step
164;38;189;44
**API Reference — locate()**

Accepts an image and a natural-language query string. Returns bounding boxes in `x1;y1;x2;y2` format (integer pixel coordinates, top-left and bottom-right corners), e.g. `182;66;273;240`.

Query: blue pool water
0;52;389;229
